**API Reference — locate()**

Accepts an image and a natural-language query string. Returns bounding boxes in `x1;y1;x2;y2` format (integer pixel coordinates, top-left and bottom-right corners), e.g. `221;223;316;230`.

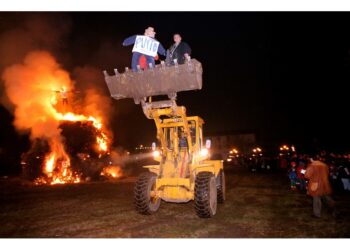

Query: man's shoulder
311;161;328;170
127;34;139;38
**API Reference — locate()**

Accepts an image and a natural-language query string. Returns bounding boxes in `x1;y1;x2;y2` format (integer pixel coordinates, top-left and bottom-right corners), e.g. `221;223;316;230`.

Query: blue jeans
131;52;155;71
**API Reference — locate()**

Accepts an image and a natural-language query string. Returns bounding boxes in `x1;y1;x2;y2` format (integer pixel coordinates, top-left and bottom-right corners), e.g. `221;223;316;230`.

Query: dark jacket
167;41;191;65
288;170;297;180
338;165;350;179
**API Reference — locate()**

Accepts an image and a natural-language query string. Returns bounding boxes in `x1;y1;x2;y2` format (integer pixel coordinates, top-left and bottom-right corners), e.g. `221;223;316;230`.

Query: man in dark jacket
338;162;350;192
166;33;191;65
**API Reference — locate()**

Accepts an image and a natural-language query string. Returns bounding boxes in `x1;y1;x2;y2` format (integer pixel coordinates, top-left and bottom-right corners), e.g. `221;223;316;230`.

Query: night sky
2;12;350;174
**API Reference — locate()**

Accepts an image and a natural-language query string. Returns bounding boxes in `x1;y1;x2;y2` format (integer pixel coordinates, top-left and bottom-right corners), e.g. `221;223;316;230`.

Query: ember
100;166;123;179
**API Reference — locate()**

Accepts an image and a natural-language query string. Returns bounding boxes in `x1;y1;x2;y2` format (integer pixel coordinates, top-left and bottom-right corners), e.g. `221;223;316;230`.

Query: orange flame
31;91;111;185
34;137;81;185
55;112;109;154
101;166;123;179
45;153;55;175
34;102;110;185
2;51;111;185
37;110;111;185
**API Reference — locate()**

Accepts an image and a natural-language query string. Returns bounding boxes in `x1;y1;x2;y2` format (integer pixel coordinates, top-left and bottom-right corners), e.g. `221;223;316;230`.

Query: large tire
217;170;226;203
194;172;217;218
134;172;160;215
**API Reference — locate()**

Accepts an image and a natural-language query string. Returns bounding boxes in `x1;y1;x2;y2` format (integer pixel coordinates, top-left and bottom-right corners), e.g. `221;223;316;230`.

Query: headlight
153;150;160;158
200;148;209;157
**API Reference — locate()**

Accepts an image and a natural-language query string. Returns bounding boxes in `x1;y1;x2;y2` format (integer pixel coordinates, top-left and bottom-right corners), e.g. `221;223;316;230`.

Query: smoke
72;66;114;140
0;14;113;141
0;13;71;68
1;50;74;140
0;13;72;112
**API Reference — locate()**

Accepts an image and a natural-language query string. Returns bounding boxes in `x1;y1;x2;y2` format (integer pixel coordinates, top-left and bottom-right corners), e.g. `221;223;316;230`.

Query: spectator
288;166;298;191
328;161;339;191
296;161;307;192
338;163;350;192
305;157;337;218
279;157;288;170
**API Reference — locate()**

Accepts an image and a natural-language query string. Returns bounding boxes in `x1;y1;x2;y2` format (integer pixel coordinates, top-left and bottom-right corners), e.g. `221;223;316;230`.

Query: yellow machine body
143;102;223;203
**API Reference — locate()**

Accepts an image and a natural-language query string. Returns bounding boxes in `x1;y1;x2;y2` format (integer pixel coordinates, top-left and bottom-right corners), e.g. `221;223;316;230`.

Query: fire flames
35;112;109;185
35;108;109;185
34;102;111;185
55;112;109;153
1;51;115;185
101;166;123;179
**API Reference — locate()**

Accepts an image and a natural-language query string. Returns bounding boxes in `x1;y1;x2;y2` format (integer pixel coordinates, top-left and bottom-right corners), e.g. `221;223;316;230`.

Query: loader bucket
104;59;203;103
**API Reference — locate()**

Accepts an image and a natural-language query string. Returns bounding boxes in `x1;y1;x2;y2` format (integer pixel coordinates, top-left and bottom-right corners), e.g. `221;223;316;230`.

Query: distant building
205;132;256;160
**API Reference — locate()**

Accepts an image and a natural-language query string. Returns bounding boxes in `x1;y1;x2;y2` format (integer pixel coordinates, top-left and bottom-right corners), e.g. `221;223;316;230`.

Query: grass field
1;166;349;238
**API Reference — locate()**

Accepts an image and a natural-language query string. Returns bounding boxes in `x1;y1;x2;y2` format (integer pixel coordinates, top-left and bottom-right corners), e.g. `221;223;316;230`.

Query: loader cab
189;116;205;152
162;116;204;154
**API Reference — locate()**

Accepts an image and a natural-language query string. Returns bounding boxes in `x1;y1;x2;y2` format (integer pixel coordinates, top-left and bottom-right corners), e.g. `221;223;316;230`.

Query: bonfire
2;51;123;185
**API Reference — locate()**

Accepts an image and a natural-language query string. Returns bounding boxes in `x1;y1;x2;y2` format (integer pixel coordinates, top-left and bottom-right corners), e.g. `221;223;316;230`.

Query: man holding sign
122;27;166;71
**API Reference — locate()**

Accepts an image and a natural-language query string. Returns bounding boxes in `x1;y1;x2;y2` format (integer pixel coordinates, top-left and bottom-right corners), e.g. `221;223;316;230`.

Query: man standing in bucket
122;27;166;71
166;33;192;66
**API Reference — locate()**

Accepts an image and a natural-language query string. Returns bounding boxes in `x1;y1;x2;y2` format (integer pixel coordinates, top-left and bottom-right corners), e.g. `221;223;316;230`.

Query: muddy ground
1;166;349;238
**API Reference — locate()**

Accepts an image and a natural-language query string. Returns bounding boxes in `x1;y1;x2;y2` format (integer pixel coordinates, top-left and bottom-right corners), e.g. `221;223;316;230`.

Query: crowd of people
284;151;350;194
240;150;350;218
239;150;350;194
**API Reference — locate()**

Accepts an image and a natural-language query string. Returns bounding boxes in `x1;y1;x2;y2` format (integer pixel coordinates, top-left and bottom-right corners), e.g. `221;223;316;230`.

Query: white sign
132;35;160;57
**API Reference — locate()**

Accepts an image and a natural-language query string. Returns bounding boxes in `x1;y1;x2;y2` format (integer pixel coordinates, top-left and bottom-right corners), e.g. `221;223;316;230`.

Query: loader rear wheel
194;172;217;218
217;170;226;203
134;172;160;215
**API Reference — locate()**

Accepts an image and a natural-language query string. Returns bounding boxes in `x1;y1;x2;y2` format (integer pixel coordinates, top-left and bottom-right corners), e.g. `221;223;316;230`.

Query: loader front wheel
217;170;226;203
134;172;160;215
194;172;217;218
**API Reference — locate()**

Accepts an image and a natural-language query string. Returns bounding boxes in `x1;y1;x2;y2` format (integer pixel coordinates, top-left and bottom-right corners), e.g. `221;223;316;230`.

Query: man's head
173;33;182;44
310;155;321;163
144;27;156;38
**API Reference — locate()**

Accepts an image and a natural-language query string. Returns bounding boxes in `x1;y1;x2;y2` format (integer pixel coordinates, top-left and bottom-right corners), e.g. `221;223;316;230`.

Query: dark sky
2;12;350;158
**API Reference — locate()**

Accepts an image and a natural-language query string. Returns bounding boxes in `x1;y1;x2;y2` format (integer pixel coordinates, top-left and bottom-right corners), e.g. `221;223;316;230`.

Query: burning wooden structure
21;119;112;184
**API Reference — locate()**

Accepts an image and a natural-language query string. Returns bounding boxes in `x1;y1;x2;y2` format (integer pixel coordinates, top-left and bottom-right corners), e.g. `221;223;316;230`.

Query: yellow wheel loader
104;59;225;218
